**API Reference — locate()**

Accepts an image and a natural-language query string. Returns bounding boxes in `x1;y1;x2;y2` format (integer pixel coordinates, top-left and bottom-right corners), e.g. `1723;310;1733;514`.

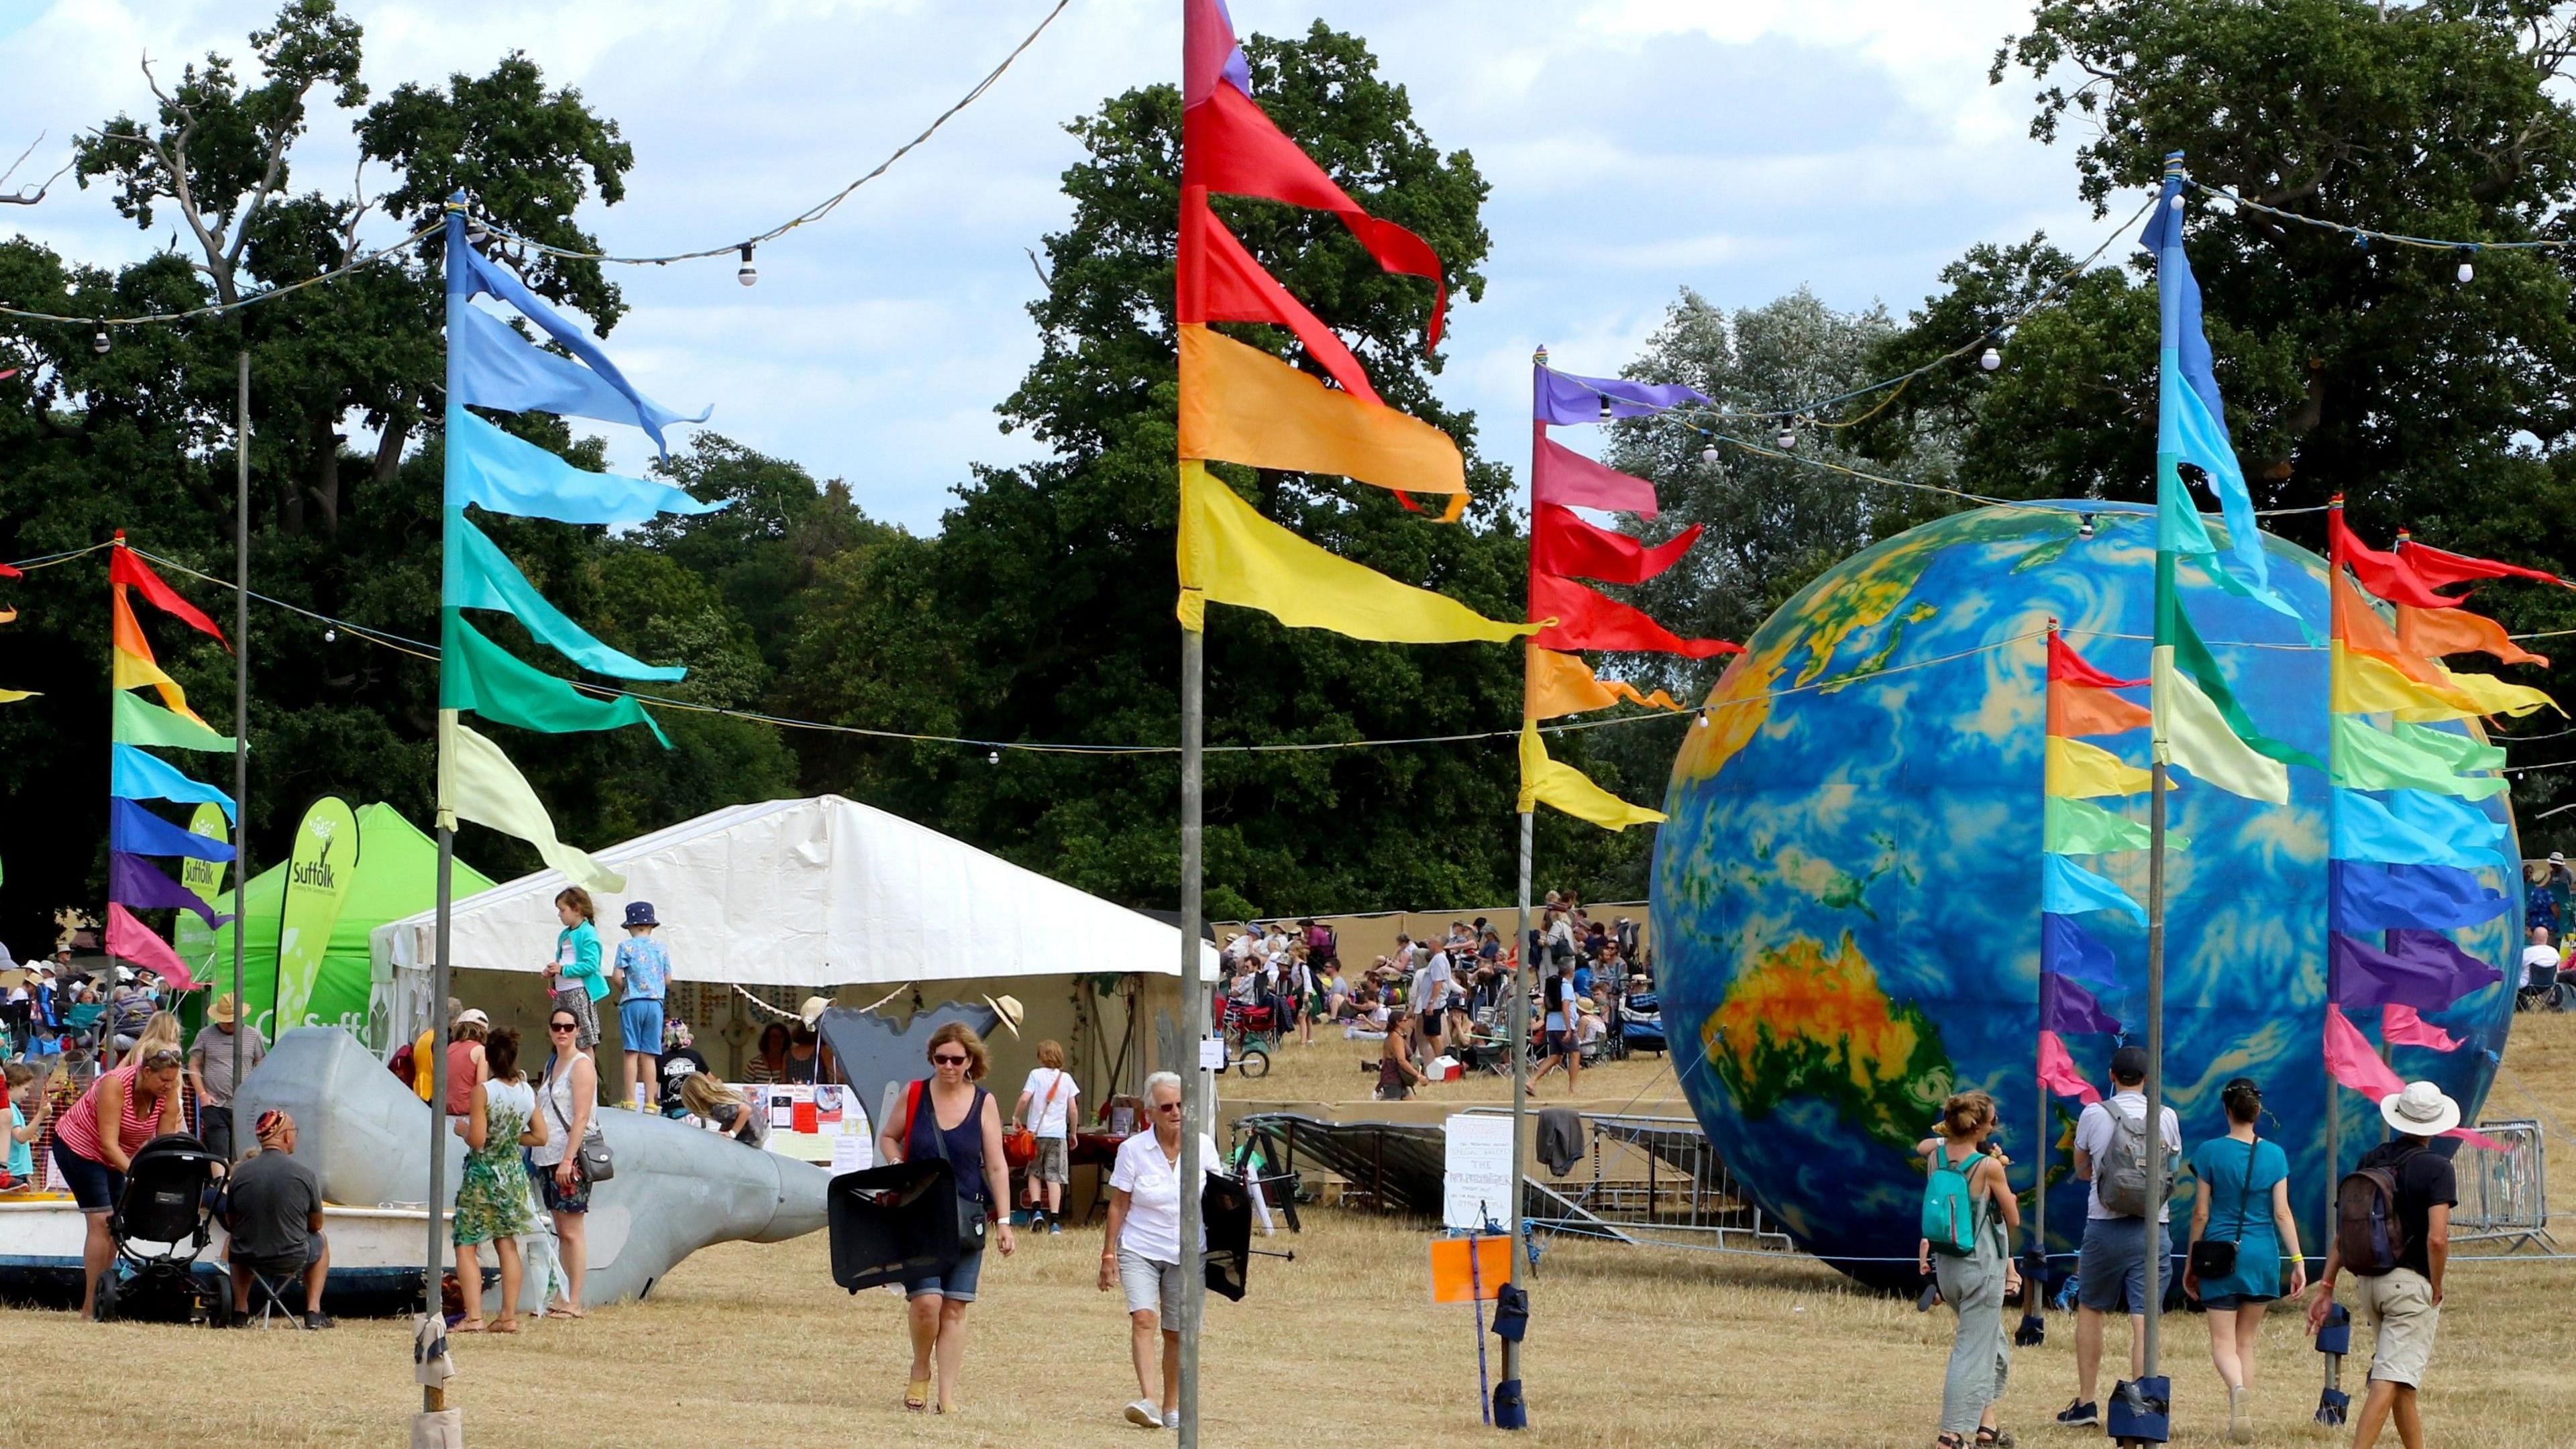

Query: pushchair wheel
1236;1048;1270;1080
93;1269;120;1323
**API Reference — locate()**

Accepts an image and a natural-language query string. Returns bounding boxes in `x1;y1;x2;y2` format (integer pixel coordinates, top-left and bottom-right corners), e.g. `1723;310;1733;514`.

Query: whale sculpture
236;1027;828;1308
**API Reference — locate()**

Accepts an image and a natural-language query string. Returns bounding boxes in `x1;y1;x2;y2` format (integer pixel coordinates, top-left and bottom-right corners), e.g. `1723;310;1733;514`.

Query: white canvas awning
372;796;1221;987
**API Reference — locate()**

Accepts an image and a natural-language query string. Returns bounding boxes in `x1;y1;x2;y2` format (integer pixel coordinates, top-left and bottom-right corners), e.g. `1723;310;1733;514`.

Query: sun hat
207;992;239;1025
985;993;1025;1038
2379;1081;2462;1138
797;996;833;1028
453;1008;490;1030
623;901;659;928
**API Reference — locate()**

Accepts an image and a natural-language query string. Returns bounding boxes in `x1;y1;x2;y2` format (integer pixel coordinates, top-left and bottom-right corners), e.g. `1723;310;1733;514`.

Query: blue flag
108;796;235;862
2330;861;2510;932
2331;789;2506;873
2043;855;2146;925
109;743;236;820
2042;912;2125;991
446;407;730;525
450;241;708;456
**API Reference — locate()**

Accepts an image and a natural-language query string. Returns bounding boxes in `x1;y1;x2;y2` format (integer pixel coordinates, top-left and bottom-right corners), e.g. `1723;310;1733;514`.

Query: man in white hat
2306;1081;2461;1449
189;993;268;1163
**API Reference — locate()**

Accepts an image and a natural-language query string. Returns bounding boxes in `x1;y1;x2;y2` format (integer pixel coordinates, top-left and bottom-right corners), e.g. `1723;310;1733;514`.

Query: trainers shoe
2053;1399;2098;1428
1124;1399;1163;1429
1163;1410;1181;1431
303;1311;336;1331
1049;1220;1063;1235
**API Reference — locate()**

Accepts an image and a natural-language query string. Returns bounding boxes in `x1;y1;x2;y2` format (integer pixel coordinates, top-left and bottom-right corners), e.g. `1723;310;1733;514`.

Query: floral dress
453;1079;538;1247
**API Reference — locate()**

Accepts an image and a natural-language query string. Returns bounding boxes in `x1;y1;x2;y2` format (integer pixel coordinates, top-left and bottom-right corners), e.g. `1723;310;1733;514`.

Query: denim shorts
50;1140;124;1212
529;1152;592;1215
2077;1216;2172;1313
904;1243;985;1303
618;998;665;1054
2200;1291;2275;1311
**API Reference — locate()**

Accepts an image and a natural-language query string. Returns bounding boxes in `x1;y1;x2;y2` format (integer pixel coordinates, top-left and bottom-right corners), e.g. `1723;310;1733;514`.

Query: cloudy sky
1;0;2106;533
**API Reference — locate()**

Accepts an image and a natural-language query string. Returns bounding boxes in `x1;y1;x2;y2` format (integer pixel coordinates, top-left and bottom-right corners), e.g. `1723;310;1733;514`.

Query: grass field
11;1018;2576;1448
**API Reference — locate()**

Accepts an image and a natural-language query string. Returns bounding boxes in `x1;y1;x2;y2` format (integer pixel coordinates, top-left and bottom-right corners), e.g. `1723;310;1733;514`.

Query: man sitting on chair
224;1109;333;1328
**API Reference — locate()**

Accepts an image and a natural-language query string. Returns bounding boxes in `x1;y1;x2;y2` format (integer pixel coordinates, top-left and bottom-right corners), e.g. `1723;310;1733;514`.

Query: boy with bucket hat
614;902;671;1110
2306;1081;2460;1449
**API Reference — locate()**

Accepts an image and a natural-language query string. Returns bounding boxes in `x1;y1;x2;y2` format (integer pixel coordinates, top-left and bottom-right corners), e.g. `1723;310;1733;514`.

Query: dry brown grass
11;1020;2576;1448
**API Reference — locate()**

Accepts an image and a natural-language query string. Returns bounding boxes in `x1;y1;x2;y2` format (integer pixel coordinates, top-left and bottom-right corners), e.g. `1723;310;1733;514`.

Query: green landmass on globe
1705;930;1957;1156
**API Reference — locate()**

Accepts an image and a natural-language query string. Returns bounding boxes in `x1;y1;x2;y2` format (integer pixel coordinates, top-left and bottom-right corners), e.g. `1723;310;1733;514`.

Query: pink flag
2381;1004;2461;1052
2322;1004;2406;1098
107;902;198;991
2037;1030;2100;1104
1533;436;1659;519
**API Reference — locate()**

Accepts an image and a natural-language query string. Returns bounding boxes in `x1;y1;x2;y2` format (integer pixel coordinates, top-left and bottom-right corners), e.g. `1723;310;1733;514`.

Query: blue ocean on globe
1650;500;2518;1285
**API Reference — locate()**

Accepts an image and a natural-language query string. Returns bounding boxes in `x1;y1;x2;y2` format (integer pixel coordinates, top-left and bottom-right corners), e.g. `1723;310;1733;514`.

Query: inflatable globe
1650;501;2516;1285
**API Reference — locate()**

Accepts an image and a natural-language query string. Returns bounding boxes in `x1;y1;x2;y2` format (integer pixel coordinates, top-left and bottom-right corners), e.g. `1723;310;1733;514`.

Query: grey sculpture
236;1027;828;1308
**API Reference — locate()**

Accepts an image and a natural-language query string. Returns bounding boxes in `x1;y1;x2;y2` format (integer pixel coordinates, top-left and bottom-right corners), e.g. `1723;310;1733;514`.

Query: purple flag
2330;930;2503;1012
107;849;230;928
2042;969;2122;1036
1534;364;1712;425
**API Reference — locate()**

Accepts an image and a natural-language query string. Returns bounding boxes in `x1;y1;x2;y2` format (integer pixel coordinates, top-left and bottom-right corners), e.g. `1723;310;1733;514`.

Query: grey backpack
2097;1105;2167;1218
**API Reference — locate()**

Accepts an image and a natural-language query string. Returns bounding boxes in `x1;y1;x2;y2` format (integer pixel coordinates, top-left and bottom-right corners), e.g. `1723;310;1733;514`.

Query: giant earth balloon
1650;501;2517;1286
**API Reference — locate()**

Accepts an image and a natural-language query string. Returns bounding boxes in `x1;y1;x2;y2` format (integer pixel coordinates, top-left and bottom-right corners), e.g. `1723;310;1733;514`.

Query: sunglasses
549;1022;578;1033
932;1053;969;1065
1153;1101;1185;1112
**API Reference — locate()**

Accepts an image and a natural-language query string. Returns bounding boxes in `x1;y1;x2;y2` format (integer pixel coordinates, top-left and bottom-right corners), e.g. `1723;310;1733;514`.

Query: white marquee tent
374;794;1222;988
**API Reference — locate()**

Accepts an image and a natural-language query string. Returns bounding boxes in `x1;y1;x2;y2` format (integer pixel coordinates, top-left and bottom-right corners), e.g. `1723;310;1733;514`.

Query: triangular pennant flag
2330;510;2458;612
107;902;200;989
441;611;673;745
2396;603;2548;667
2043;796;2184;855
1526;647;1684;720
108;796;234;861
2171;604;2316;770
2042;855;2145;924
2387;721;2504;774
451;513;688;681
2330;861;2511;932
447;718;627;892
2394;534;2569;592
1532;364;1712;427
2332;643;2479;719
2155;644;2290;803
2049;683;2152;739
1530;572;1739;658
2037;1030;2101;1105
1178;193;1379;404
2381;1004;2463;1052
110;546;229;647
1531;504;1701;586
1517;722;1665;830
2330;715;2506;799
1531;436;1660;518
446;406;731;525
111;590;210;727
2042;912;2125;991
2049;633;2147;688
2332;790;2503;871
2331;930;2503;1011
2041;970;2123;1036
451;243;708;457
109;849;228;926
111;690;239;754
110;743;235;820
2417;665;2560;721
1176;462;1531;643
1177;326;1464;498
2045;736;2153;799
2322;1003;2406;1099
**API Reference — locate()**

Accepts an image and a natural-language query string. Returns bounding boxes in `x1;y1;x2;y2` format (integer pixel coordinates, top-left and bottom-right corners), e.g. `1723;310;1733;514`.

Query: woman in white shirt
1012;1040;1081;1232
1097;1071;1222;1431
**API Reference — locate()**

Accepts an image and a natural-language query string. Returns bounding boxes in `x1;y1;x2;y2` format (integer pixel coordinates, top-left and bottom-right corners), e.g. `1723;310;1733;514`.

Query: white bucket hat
2379;1081;2462;1138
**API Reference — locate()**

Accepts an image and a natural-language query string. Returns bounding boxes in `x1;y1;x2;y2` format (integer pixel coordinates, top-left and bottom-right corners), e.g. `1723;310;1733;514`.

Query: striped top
53;1065;174;1162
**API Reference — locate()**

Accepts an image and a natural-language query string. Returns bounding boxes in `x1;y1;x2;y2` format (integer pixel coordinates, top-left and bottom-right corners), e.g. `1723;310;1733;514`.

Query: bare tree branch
0;131;73;205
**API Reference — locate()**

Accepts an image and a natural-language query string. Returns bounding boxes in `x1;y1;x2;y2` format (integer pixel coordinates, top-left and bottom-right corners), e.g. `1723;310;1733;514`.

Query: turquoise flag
441;611;672;745
445;407;728;525
2331;789;2504;871
451;512;687;681
109;743;237;820
2043;854;2147;925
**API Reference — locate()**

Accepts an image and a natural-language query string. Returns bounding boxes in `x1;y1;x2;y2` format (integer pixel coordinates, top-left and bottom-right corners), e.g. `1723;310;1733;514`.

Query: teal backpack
1921;1148;1986;1257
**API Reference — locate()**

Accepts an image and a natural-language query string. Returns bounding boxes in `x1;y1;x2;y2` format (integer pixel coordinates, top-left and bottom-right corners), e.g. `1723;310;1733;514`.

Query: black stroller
94;1132;227;1324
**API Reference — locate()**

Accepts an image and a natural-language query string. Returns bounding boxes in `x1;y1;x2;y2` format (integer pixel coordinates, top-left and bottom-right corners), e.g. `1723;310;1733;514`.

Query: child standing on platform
614;902;670;1110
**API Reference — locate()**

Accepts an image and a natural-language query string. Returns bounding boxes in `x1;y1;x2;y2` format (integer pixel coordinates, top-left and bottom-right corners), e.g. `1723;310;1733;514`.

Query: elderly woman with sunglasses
531;1006;600;1318
1098;1071;1226;1430
877;1022;1016;1413
51;1043;189;1319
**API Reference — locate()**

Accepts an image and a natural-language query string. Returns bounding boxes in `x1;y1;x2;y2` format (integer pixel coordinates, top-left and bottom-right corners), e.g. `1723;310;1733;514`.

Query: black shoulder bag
2188;1136;2257;1278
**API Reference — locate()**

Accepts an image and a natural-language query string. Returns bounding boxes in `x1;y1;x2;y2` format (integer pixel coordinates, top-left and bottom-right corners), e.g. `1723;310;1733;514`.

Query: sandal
904;1377;930;1412
449;1319;486;1334
1936;1435;1967;1449
1976;1428;2012;1447
544;1306;584;1320
491;1319;521;1334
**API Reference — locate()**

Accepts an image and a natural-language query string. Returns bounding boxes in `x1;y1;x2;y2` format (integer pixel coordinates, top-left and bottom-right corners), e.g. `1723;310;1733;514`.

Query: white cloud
2;0;2100;531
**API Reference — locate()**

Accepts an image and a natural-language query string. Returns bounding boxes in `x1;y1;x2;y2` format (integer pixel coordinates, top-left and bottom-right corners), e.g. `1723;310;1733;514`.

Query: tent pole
1177;621;1205;1449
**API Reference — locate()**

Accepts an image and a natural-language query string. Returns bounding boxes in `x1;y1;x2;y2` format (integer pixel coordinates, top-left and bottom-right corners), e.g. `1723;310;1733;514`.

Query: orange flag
1527;647;1684;720
2396;604;2549;668
1177;325;1464;499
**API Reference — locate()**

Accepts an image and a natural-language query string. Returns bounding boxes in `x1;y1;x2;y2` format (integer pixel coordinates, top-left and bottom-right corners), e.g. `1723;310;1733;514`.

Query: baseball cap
2109;1044;2150;1081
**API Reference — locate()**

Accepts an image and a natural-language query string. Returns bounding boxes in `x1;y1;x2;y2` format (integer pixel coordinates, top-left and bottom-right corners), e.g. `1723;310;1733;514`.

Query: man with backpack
2305;1082;2459;1449
2056;1044;2182;1430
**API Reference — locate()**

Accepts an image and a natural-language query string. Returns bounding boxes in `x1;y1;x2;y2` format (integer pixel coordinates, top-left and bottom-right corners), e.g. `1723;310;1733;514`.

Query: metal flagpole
421;193;470;1425
2034;625;2053;1307
1502;354;1548;1426
1176;621;1205;1449
2323;498;2345;1262
229;347;250;1161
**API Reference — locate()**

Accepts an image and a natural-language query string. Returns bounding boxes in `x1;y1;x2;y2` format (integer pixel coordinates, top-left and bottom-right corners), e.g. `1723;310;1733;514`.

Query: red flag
1179;193;1380;405
2397;533;2569;592
2047;632;2147;689
0;561;19;580
2037;1030;2100;1105
109;546;229;649
1532;435;1659;518
1530;572;1738;657
2329;509;2456;612
1181;50;1446;346
1531;504;1699;586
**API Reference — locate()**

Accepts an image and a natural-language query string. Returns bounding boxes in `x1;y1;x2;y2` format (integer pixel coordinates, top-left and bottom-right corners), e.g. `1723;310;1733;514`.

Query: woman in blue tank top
876;1022;1016;1413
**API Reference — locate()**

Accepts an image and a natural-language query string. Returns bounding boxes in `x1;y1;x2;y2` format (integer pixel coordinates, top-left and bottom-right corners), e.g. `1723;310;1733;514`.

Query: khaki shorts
1031;1135;1069;1184
2357;1267;2440;1388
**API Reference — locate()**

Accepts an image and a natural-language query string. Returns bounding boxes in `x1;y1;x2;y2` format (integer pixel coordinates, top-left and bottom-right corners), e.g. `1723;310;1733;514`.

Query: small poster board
1442;1114;1515;1232
1427;1234;1511;1305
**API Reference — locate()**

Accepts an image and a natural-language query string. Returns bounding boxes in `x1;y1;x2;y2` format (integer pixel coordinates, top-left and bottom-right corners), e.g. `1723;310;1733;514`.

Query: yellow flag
2044;735;2153;799
0;689;34;703
1527;647;1685;719
112;647;212;728
2331;644;2478;720
1177;325;1464;498
1518;722;1665;830
2417;665;2561;721
1176;462;1531;643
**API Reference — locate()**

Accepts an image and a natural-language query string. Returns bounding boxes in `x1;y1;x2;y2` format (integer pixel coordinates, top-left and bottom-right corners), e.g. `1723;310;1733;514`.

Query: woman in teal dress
2182;1077;2307;1444
451;1028;545;1333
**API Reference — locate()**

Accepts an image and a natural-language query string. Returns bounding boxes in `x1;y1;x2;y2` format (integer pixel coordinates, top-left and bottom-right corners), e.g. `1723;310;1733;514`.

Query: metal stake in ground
1175;621;1205;1449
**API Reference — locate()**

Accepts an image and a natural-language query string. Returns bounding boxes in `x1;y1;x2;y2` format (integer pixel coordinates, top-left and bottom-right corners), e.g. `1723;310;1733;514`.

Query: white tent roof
373;795;1221;987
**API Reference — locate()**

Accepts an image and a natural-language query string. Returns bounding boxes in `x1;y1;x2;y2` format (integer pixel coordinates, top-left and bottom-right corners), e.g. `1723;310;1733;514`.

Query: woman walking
451;1028;543;1334
1012;1039;1080;1232
2183;1077;2304;1444
1915;1089;2019;1449
875;1022;1015;1413
50;1044;187;1319
1099;1071;1224;1430
531;1007;599;1318
1529;957;1585;1095
1376;1008;1428;1100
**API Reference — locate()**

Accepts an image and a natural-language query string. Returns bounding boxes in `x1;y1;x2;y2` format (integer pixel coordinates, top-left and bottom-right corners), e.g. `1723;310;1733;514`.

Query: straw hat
207;992;239;1025
798;996;834;1028
985;993;1024;1038
2379;1081;2462;1138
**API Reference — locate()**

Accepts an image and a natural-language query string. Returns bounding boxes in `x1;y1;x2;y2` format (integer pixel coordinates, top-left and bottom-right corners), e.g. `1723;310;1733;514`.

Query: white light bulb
324;627;337;643
2077;513;2096;539
1980;346;2002;372
737;244;759;286
1775;426;1795;450
1597;395;1615;422
2457;260;2475;283
1693;714;1710;729
93;329;111;355
987;750;1000;765
1700;445;1719;464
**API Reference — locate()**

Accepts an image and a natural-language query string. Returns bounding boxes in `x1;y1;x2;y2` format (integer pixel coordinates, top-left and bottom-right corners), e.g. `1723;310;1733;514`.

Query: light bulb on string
1700;443;1719;464
1775;421;1796;451
92;327;111;355
987;750;1000;765
1979;345;2002;372
1693;713;1710;729
737;243;759;287
324;627;337;643
1597;393;1614;423
2456;246;2476;284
